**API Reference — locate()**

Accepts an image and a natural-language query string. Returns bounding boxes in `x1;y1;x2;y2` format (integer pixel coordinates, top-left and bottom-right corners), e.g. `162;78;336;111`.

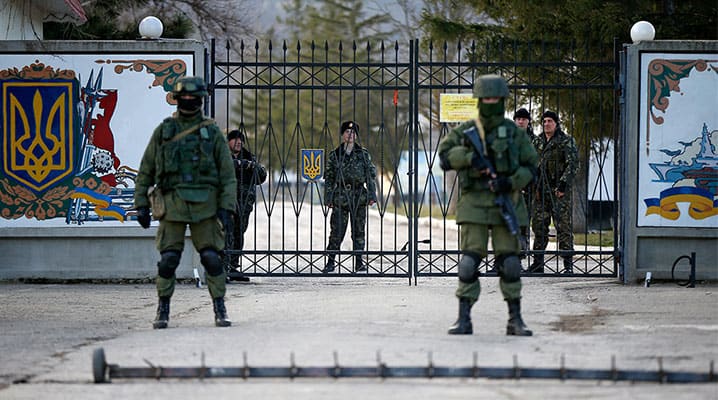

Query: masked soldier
322;121;378;273
134;76;237;329
438;74;538;336
528;110;579;274
226;129;267;282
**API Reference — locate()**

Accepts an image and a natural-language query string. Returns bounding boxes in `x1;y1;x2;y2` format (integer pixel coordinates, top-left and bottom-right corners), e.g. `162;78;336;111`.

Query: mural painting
638;53;718;227
0;53;195;226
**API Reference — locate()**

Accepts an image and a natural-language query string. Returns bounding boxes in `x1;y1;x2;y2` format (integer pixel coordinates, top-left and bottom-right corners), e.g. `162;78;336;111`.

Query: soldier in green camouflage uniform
322;121;378;273
438;75;538;336
134;76;237;329
527;110;579;274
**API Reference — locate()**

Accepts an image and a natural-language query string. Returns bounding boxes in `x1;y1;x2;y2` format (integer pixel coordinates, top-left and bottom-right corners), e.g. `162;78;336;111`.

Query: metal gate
209;38;619;280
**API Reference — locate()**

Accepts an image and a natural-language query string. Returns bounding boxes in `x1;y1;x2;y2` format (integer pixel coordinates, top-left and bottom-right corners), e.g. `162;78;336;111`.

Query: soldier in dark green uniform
527;111;579;274
513;108;534;259
134;76;237;329
322;121;378;273
438;75;538;336
226;129;267;282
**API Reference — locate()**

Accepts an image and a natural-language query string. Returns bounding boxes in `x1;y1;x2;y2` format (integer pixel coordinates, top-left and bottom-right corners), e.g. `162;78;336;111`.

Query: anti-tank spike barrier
91;347;718;384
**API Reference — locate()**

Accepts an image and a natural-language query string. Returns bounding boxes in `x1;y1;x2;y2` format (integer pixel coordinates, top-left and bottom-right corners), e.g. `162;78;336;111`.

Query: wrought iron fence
210;38;619;281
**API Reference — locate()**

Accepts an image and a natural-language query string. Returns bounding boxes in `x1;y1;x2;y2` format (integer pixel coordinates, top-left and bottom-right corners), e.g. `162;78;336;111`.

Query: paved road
1;277;716;399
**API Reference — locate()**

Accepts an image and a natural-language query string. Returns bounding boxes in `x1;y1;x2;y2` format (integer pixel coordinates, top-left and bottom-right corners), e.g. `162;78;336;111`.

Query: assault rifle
463;125;520;236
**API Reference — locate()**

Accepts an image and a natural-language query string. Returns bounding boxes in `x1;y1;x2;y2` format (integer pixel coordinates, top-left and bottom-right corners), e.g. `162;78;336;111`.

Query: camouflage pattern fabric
324;144;377;253
134;111;236;299
531;128;578;254
438;117;538;303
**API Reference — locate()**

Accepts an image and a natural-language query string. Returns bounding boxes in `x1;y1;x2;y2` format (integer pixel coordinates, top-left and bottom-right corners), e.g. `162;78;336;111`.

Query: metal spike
242;351;249;379
290;352;297;379
333;351;340;378
427;351;434;379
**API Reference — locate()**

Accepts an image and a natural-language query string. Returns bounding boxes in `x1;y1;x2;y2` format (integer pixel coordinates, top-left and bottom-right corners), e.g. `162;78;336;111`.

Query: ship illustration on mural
645;123;718;220
649;123;718;194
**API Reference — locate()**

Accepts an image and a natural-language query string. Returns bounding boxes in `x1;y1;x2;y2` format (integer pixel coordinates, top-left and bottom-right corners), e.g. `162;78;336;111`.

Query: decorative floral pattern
0;174;108;220
0;61;76;80
647;59;709;125
95;59;187;104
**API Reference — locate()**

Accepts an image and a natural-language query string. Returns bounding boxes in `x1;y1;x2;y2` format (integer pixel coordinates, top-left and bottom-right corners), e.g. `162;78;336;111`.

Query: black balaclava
177;96;203;115
479;98;506;131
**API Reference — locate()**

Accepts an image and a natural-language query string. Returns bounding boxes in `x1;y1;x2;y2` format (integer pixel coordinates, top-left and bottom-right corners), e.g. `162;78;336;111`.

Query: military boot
562;256;574;274
506;299;533;336
527;253;544;273
227;269;250;282
322;255;336;273
354;255;368;272
447;298;473;335
212;297;232;327
153;296;170;329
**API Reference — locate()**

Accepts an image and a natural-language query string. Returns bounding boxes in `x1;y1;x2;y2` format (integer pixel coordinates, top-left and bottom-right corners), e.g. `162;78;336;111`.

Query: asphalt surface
1;277;717;399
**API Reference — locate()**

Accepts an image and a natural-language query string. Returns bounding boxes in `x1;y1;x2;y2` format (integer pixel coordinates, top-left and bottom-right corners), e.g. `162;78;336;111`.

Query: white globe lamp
139;16;163;39
630;21;655;43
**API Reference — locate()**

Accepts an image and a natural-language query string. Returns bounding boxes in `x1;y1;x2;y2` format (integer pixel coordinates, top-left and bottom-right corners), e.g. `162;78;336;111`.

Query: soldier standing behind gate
527;110;579;274
225;129;267;282
134;76;237;329
438;74;538;336
513;107;534;259
322;121;378;273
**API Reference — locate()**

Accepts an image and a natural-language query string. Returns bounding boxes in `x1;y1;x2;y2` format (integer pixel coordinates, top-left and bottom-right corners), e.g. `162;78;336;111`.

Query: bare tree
131;0;258;53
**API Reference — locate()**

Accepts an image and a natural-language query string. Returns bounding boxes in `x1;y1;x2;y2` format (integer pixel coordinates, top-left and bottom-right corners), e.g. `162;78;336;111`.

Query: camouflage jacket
134;112;237;223
532;128;579;193
324;144;377;206
438;119;538;226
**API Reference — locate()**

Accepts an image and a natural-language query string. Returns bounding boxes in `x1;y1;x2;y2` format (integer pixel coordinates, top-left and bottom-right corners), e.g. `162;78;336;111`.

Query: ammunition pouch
148;186;166;220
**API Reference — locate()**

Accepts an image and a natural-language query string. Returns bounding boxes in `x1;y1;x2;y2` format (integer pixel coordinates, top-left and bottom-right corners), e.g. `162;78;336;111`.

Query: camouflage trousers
155;217;227;299
531;188;574;252
327;201;367;252
455;222;522;303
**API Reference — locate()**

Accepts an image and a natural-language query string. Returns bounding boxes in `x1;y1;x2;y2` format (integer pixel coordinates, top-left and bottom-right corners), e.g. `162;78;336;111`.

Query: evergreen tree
44;0;256;45
231;0;405;209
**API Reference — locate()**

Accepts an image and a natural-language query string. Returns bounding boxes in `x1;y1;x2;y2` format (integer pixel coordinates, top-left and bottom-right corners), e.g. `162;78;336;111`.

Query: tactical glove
217;208;234;233
136;206;151;229
489;177;512;193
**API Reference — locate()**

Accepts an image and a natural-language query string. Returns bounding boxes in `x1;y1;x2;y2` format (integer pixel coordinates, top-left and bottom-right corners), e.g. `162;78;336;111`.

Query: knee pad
457;252;481;283
498;254;521;283
157;250;181;279
200;248;223;277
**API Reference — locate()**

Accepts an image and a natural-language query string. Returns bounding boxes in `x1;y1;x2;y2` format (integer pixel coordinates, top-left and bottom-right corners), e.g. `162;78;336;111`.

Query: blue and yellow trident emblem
2;80;77;192
301;149;323;181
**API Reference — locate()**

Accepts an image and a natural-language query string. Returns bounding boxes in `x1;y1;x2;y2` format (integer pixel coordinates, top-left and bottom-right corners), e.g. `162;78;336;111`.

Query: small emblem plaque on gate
301;149;323;181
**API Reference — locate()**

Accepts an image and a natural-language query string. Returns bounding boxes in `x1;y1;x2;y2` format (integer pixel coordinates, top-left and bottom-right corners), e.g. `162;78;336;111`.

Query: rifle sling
472;119;488;157
168;119;215;143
